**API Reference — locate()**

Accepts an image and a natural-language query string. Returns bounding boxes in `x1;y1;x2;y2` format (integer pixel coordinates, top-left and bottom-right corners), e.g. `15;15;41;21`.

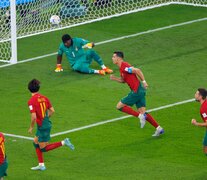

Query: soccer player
27;79;75;171
0;133;8;180
110;51;164;136
191;88;207;155
55;34;113;75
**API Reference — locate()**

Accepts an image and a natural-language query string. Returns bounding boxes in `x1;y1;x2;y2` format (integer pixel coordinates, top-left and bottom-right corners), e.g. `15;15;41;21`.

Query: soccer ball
50;15;60;25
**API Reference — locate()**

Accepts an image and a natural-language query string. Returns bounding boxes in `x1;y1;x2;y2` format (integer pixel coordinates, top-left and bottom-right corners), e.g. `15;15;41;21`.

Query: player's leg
135;85;164;135
137;106;164;136
116;101;140;117
38;128;75;152
0;158;8;179
72;61;106;75
86;49;113;74
117;91;141;117
31;136;46;171
203;131;207;155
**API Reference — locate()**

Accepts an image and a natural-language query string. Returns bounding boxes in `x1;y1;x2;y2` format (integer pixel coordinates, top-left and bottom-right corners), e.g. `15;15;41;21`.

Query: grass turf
0;4;207;179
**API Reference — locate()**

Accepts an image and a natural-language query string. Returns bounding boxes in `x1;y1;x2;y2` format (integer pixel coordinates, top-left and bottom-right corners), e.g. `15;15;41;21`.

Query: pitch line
0;17;207;69
3;98;195;140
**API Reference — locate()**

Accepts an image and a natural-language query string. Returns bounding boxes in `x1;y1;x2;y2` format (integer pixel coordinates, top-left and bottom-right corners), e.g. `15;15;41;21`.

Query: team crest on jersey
202;113;207;118
29;105;33;110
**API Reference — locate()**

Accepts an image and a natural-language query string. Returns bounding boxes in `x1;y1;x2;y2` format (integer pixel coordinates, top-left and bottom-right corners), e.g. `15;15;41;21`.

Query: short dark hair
62;34;71;43
114;51;124;58
28;79;40;93
198;88;207;100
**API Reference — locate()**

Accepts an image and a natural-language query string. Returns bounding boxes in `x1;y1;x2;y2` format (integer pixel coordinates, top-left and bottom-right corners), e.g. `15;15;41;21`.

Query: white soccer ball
50;15;60;25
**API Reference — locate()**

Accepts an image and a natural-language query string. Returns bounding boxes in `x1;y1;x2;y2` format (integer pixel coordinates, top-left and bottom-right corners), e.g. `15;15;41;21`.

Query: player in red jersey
192;88;207;154
28;79;75;171
110;51;164;136
0;133;8;180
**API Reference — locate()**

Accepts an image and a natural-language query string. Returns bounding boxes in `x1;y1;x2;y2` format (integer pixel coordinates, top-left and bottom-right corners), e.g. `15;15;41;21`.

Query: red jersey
0;133;6;164
200;99;207;122
28;93;52;126
120;61;140;92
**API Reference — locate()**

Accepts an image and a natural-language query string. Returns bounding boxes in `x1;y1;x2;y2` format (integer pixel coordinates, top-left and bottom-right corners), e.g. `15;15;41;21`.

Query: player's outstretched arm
132;68;148;89
110;74;124;83
55;55;63;72
192;119;207;127
82;42;94;49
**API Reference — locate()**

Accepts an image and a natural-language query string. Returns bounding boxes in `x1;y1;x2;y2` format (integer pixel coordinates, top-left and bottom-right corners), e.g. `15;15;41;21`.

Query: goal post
0;0;206;64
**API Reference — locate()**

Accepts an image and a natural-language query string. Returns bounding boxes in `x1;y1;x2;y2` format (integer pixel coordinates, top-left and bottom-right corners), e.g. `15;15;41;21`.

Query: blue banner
0;0;36;8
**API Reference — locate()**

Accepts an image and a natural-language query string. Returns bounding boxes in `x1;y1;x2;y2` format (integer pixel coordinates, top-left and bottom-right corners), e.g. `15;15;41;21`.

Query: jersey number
0;143;5;158
40;102;47;118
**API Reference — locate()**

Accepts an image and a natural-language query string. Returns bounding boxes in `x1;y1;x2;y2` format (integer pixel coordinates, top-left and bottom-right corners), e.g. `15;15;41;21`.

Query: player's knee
116;102;124;110
40;147;47;152
116;105;123;111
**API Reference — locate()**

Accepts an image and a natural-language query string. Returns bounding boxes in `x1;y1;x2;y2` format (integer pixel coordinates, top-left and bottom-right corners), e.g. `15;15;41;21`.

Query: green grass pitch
0;4;207;180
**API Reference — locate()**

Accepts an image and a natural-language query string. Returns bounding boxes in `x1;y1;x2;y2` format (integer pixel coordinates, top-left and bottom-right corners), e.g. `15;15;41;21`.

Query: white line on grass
3;98;195;140
3;133;33;140
0;17;206;69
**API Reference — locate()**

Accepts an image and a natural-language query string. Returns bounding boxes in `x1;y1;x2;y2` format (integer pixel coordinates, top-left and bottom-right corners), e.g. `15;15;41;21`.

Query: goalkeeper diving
55;34;113;75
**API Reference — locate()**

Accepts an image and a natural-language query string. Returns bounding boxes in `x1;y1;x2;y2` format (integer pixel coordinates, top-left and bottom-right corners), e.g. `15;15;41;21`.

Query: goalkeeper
55;34;113;75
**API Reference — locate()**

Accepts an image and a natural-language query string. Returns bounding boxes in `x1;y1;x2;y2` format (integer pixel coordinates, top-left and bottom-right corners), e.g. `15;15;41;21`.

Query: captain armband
124;67;133;73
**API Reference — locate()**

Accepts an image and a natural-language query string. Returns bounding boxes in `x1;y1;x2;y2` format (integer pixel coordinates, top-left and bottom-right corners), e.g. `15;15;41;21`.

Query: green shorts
121;84;146;108
36;127;51;142
0;159;8;178
203;130;207;146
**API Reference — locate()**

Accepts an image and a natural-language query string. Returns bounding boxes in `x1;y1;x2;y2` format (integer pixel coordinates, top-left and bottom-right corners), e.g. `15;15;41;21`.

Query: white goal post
0;0;206;64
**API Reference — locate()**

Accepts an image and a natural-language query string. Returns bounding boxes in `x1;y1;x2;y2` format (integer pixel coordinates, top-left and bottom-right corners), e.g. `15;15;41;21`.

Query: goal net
0;0;206;63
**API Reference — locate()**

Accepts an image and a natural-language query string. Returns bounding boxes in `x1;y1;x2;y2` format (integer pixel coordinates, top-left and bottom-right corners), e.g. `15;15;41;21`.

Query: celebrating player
110;51;164;136
0;133;8;180
27;79;75;171
191;88;207;154
55;34;113;75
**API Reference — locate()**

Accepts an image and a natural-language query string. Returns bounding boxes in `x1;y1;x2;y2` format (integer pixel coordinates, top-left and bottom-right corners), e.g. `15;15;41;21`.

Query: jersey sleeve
77;37;90;46
201;109;207;121
28;100;36;113
124;67;133;73
46;98;52;109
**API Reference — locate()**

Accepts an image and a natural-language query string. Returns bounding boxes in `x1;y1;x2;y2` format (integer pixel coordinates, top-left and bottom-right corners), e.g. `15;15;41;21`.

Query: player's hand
110;74;115;80
28;127;33;134
55;64;63;72
191;119;197;126
142;80;148;89
83;43;94;49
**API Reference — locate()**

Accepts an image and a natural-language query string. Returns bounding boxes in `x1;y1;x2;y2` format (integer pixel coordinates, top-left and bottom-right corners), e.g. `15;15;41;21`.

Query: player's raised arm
132;67;148;89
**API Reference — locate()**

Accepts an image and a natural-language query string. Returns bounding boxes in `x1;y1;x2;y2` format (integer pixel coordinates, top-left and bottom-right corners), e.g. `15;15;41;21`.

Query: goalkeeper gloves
83;43;94;49
55;64;63;72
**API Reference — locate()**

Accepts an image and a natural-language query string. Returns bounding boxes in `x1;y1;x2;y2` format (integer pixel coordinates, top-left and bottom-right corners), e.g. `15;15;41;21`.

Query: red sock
35;148;44;163
146;113;159;128
121;106;140;117
45;142;62;152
